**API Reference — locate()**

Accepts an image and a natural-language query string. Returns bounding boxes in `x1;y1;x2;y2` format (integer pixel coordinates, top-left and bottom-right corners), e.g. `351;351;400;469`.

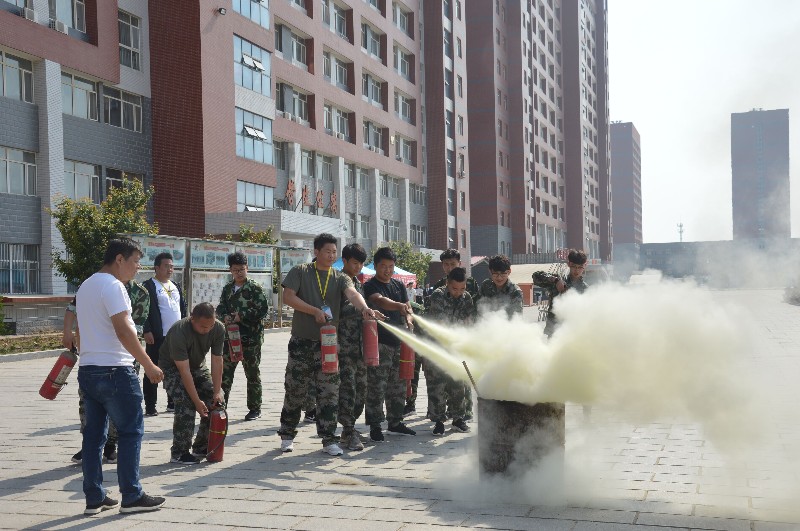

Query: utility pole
677;223;684;243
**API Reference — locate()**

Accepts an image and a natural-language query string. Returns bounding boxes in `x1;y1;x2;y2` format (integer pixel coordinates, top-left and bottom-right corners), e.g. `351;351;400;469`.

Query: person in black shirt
363;247;416;441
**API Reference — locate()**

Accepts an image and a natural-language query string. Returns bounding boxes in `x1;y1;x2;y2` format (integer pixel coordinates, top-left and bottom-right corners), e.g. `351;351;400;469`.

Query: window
393;3;410;36
323;51;349;89
443;0;451;18
460;229;467;248
362;72;382;106
235;35;272;96
232;0;270;29
410;184;427;205
237;180;275;211
105;168;142;196
362;23;381;57
291;33;307;65
396;137;414;165
457;115;463;135
458;153;465;176
103;88;142;132
363;120;384;151
61;73;97;120
382;219;400;241
347;212;357;236
64;160;99;202
51;0;85;32
380;174;400;198
357;168;370;190
0;243;39;294
118;10;141;70
394;91;413;123
456;75;463;98
443;29;453;59
459;191;466;210
235;107;274;165
274;142;287;170
448;227;456;246
410;224;427;246
444;69;453;99
334;4;347;38
394;46;412;80
456;0;461;19
358;214;370;238
500;211;505;225
277;84;309;121
447;188;455;215
456;37;462;58
345;164;356;187
320;155;333;181
446;149;455;177
0;147;36;196
301;150;314;178
0;52;33;103
445;111;454;139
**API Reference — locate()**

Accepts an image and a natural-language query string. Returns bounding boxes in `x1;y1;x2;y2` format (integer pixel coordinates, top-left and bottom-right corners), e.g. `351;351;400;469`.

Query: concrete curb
0;349;62;363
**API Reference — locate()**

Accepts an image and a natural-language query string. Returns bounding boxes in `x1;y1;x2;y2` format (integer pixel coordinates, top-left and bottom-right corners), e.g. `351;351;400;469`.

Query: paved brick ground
1;289;799;530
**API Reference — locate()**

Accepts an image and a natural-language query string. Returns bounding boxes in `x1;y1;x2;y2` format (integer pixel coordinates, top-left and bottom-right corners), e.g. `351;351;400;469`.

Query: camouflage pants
425;358;466;422
338;345;367;433
365;344;405;428
406;354;424;407
277;337;340;446
77;361;140;445
163;365;213;458
221;342;262;411
304;384;317;413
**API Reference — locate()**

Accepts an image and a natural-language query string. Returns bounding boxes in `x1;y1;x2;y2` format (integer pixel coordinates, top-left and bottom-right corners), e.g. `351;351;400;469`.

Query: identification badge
321;305;333;322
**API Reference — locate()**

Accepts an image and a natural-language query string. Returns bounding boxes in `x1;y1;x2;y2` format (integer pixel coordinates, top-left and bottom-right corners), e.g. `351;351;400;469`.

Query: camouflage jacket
216;278;271;345
431;276;480;314
532;271;588;324
338;276;363;353
479;278;524;318
428;286;474;325
67;280;149;337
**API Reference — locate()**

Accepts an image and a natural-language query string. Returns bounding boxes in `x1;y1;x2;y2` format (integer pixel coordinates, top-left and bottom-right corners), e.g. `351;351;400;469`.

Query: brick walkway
1;290;798;530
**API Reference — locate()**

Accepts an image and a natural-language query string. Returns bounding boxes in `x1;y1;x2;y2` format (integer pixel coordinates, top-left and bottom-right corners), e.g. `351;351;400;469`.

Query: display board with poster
191;270;232;309
280;249;313;278
129;235;187;268
235;244;274;272
189;240;236;270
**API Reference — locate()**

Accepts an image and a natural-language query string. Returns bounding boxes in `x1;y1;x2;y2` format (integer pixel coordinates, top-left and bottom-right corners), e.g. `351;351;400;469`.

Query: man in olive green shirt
160;303;225;464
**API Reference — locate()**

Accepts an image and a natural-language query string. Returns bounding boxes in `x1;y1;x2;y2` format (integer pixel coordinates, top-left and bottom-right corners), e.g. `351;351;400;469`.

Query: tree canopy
384;240;432;285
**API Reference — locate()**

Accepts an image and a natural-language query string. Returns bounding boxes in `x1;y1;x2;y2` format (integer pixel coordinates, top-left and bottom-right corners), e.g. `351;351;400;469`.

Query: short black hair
447;267;467;283
440;248;461;261
314;233;337;250
102;238;142;265
154;252;173;268
567;249;587;265
342;243;367;263
227;251;247;267
488;254;511;272
191;302;216;319
373;246;396;265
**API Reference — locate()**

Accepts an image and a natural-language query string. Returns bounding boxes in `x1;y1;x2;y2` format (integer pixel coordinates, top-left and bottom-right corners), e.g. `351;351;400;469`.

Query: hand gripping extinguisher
362;319;379;367
320;324;339;373
399;342;415;398
206;403;228;463
226;323;244;362
39;347;78;400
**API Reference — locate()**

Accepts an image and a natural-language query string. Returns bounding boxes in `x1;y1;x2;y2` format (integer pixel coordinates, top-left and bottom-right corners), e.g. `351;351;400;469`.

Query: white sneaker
280;439;294;453
322;443;343;456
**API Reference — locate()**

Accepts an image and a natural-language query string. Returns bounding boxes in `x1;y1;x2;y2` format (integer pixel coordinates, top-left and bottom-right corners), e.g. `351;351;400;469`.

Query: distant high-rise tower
610;122;642;244
731;109;790;240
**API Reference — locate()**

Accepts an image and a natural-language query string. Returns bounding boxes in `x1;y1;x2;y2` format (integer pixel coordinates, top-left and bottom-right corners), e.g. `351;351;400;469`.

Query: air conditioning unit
336;132;345;140
50;20;68;33
368;146;376;152
22;7;35;21
293;115;304;124
395;156;402;161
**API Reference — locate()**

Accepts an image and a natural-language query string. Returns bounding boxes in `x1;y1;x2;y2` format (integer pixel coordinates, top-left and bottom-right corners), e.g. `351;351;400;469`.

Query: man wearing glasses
479;254;524;318
217;252;271;421
532;249;588;338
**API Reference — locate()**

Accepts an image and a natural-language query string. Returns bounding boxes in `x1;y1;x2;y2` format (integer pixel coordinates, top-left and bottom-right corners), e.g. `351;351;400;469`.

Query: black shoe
369;427;385;442
170;453;202;464
165;403;175;413
144;409;158;417
403;403;416;418
103;443;117;464
244;409;261;421
303;409;316;423
84;495;119;515
388;422;416;436
433;421;445;436
119;493;166;513
191;447;208;458
452;418;470;433
71;450;82;464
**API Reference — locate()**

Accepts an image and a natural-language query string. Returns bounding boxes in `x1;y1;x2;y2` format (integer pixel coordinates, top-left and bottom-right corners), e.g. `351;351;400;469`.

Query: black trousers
144;336;167;411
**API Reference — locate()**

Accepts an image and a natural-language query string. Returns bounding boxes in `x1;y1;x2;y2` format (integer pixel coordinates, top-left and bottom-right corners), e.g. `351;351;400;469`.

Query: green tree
50;179;158;286
0;298;9;335
384;240;432;285
236;224;280;293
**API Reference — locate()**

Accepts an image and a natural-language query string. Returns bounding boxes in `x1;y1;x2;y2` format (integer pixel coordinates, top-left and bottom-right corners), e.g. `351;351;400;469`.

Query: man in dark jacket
532;249;588;338
143;252;187;415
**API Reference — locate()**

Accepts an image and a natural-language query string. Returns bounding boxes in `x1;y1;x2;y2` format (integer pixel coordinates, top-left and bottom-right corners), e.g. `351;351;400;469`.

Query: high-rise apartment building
0;1;152;294
731;108;790;241
466;0;609;260
610;121;641;244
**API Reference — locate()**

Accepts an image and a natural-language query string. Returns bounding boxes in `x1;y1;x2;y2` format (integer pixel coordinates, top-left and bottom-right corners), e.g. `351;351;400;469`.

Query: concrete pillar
369;168;380;245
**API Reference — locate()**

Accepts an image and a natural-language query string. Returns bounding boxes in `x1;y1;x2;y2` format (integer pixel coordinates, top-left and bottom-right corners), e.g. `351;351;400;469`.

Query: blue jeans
78;365;144;505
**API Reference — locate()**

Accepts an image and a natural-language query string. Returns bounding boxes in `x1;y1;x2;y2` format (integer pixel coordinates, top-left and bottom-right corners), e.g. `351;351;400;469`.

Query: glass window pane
4;66;21;101
26;166;35;195
73;88;88;119
64;171;75;199
77;174;91;200
0;162;6;193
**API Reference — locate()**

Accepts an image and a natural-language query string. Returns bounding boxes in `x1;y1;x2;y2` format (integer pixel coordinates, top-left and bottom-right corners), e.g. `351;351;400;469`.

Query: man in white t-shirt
75;238;166;516
143;252;187;415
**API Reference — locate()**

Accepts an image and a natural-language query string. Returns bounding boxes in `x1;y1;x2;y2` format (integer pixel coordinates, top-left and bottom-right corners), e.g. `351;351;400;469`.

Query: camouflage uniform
277;337;341;446
216;278;270;411
364;344;406;428
479;278;524;318
337;277;367;436
77;280;149;444
163;365;214;457
425;287;474;422
532;271;589;337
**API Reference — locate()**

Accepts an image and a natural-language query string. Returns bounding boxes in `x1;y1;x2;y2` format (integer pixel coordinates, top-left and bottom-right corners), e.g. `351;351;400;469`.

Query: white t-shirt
154;278;181;336
76;272;135;367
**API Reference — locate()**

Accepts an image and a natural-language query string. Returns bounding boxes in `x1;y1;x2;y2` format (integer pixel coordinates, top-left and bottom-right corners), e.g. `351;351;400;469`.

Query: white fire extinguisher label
321;333;337;347
324;353;337;363
54;365;73;386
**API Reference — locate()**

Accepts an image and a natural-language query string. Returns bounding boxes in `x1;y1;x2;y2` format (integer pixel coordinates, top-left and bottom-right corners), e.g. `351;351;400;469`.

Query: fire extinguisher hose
206;404;228;461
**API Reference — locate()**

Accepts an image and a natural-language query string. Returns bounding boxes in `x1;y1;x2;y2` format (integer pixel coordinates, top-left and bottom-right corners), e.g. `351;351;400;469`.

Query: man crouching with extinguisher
159;302;226;464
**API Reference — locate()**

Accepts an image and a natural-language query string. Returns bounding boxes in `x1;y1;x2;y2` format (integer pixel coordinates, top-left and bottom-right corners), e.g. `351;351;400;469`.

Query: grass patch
0;334;62;355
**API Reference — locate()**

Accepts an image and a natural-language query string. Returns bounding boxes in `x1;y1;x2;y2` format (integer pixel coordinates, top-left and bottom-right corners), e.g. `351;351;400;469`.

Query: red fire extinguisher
362;319;379;367
39;348;78;400
206;405;228;463
226;323;244;362
320;324;338;373
399;342;415;397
